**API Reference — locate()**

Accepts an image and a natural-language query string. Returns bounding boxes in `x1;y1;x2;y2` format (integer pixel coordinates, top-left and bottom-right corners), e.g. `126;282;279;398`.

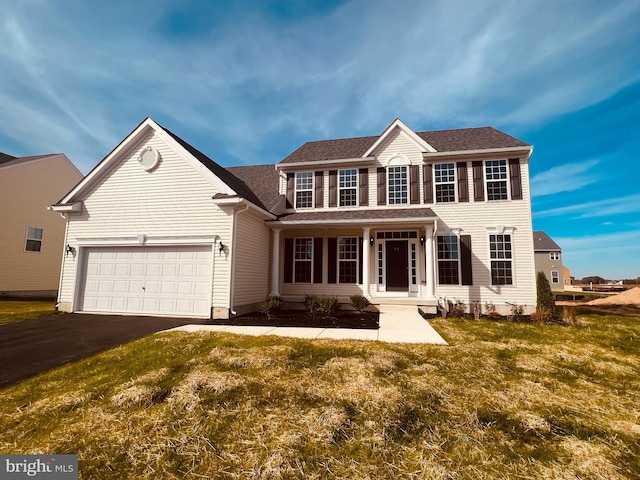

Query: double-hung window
338;169;357;206
437;236;459;285
485;160;508;200
550;251;560;260
434;163;456;203
489;234;513;285
25;227;44;252
388;165;408;204
338;237;358;283
551;271;560;284
294;238;313;282
295;172;313;208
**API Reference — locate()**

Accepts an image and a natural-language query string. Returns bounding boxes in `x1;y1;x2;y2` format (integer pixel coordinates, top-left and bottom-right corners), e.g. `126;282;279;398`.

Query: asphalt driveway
0;313;209;388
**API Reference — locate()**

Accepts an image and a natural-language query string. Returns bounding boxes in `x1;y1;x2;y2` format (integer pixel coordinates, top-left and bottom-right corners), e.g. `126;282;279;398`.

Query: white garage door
79;246;212;318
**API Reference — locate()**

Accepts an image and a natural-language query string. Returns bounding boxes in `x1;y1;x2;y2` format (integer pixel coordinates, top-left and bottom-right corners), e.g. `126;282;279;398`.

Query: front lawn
0;299;57;325
1;307;638;479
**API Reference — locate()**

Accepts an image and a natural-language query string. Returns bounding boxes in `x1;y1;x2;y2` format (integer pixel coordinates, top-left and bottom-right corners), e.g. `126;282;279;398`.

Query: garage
78;245;213;318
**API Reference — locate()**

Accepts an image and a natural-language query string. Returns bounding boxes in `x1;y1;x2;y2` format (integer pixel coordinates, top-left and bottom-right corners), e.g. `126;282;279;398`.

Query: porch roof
267;207;437;226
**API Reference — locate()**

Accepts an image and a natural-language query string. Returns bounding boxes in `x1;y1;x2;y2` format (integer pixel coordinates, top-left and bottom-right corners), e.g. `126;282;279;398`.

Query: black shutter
286;173;295;209
509;158;522;200
327;238;337;284
284;238;293;283
410;165;420;204
358;237;363;285
460;235;473;286
329;170;337;207
315;171;324;208
313;238;323;283
472;161;484;202
359;168;368;206
423;164;433;203
377;167;386;205
457;162;468;202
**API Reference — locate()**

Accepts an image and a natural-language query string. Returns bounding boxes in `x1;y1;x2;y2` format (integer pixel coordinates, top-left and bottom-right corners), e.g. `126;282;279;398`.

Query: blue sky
1;0;639;279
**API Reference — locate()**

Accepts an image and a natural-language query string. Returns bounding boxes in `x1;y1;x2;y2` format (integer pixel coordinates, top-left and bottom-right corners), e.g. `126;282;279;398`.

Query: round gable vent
138;146;161;171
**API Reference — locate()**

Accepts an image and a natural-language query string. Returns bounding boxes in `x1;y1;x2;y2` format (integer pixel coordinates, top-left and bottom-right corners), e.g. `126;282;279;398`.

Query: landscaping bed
211;309;379;329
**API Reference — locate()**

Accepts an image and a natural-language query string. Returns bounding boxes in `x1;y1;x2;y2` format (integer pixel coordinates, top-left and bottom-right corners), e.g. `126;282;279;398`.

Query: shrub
448;299;466;318
470;300;481;320
536;272;556;324
349;294;371;313
509;303;526;322
304;294;340;318
484;301;500;319
259;297;283;320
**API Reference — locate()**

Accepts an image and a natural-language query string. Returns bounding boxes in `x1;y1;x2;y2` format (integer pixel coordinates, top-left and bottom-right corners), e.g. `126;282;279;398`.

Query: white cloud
535;194;640;219
530;159;599;197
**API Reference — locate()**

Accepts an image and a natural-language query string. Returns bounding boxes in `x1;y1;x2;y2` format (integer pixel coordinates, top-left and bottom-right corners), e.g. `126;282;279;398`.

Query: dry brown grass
0;308;638;479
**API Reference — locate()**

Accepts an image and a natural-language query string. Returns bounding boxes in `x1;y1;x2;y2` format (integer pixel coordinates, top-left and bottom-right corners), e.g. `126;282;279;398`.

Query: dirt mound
587;287;640;306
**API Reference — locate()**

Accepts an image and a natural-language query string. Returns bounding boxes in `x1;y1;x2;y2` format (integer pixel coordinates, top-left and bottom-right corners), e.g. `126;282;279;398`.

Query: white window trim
434;162;457;203
551;270;560;284
550;251;560;260
293;237;313;283
436;234;461;286
387;165;409;205
487;231;516;287
295;172;314;209
25;226;44;253
337;236;359;284
484;159;510;202
338;169;358;207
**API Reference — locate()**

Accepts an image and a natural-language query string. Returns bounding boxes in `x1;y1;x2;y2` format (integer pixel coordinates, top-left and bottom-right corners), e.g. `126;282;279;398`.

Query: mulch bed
209;310;379;329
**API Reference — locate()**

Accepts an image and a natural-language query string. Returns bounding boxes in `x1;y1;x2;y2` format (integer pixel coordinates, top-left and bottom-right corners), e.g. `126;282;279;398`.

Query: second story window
339;169;357;206
295;172;313;208
388;165;408;204
25;227;44;252
485;160;508;201
550;251;560;260
434;163;456;203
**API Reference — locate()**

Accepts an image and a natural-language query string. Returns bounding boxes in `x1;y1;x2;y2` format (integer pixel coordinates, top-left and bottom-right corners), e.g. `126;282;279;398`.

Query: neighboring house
533;231;564;292
52;117;537;319
0;152;83;296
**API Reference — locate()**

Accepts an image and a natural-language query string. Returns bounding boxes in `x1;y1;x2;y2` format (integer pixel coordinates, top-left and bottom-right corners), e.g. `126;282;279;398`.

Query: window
295;172;313;208
489;234;513;285
434;163;456;202
551;270;560;284
388;166;408;204
25;227;43;252
485;160;508;201
338;169;357;206
550;251;560;260
294;238;312;282
338;237;358;283
437;236;460;285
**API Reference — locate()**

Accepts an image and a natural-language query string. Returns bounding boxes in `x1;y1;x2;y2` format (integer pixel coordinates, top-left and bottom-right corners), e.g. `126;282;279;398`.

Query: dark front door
385;240;409;291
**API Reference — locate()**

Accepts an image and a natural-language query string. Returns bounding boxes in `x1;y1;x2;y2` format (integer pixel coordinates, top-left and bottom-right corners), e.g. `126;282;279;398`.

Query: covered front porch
266;208;440;309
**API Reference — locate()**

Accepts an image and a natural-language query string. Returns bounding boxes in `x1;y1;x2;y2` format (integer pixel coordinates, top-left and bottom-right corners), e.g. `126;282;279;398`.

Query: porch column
362;227;371;298
424;224;436;299
270;228;281;297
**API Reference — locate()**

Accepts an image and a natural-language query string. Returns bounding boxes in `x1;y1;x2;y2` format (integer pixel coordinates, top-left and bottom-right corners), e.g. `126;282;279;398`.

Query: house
52;117;537;319
0;152;83;297
533;231;564;292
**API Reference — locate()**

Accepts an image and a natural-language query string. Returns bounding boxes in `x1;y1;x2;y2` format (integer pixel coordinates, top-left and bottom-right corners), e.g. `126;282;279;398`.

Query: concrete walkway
165;305;448;345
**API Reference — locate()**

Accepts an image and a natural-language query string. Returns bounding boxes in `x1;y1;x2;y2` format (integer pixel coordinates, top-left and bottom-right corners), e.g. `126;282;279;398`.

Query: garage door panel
80;246;212;318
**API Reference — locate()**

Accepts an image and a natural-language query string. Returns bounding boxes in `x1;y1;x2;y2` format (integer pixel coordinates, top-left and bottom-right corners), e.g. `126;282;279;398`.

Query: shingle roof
271;207;437;223
280;126;529;164
0;152;17;166
0;154;62;169
227;164;284;214
533;231;561;251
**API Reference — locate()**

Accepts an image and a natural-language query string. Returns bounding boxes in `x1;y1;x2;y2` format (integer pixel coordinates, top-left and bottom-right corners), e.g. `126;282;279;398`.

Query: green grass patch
1;308;638;479
0;299;57;324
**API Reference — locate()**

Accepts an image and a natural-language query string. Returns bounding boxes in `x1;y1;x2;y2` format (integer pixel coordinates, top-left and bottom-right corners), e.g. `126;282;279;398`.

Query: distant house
0;153;83;297
533;231;564;292
52;117;538;319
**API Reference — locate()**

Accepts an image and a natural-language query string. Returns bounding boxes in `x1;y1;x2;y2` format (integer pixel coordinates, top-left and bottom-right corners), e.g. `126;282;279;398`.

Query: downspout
228;201;250;316
55;211;70;309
